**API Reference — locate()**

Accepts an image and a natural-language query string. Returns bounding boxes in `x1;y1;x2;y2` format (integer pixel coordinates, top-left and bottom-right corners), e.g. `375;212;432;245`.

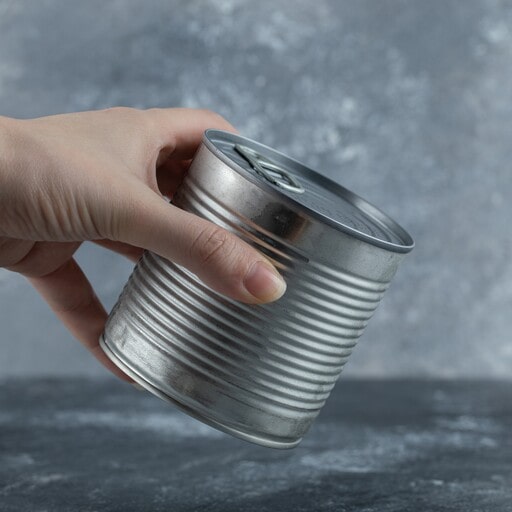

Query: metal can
100;129;414;449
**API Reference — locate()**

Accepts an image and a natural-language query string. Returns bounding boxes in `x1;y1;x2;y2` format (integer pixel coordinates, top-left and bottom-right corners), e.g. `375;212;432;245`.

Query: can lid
204;130;414;253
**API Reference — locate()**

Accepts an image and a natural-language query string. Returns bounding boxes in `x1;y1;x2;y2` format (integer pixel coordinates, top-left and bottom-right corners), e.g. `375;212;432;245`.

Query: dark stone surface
1;378;511;511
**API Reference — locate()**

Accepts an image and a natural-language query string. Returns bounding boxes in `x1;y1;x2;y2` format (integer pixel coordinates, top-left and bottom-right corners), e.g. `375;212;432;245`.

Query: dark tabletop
1;379;511;512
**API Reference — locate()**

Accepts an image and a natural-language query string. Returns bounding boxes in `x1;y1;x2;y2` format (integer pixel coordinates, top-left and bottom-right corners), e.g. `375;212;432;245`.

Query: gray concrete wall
1;0;511;378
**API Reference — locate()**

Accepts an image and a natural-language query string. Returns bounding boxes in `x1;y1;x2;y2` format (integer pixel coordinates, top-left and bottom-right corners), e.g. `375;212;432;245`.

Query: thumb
113;188;287;304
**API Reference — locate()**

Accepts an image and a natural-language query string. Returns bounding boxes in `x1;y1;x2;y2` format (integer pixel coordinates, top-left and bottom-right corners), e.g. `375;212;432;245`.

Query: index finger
28;258;133;383
147;108;237;160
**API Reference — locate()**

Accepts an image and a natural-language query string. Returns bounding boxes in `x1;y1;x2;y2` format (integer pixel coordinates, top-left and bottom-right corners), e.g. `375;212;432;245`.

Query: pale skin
0;107;286;382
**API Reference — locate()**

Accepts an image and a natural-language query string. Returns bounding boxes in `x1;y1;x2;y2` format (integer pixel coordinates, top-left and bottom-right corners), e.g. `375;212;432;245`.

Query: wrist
0;115;19;177
0;116;25;237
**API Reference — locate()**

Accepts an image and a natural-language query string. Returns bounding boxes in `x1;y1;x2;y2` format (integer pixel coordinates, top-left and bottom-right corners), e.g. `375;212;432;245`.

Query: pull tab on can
234;144;305;194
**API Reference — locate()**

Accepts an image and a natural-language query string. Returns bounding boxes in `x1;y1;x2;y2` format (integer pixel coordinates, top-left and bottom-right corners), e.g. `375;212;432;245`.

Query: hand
0;108;286;381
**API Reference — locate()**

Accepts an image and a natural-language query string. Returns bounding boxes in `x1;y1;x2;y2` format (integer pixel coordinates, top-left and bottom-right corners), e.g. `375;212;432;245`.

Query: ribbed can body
101;132;412;448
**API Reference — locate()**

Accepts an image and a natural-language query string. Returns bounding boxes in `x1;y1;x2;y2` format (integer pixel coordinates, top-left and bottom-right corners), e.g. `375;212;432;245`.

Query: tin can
100;129;414;449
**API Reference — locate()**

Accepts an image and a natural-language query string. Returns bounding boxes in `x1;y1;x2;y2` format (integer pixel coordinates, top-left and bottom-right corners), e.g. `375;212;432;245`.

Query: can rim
204;129;414;254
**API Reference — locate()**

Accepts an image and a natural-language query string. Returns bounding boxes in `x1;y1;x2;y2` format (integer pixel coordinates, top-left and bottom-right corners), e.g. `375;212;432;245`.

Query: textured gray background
0;0;511;378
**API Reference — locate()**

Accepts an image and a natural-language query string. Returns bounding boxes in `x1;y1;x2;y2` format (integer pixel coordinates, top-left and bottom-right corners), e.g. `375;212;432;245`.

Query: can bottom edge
99;335;302;450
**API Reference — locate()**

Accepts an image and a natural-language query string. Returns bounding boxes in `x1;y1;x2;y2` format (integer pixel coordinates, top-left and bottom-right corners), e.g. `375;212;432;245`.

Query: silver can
100;130;414;449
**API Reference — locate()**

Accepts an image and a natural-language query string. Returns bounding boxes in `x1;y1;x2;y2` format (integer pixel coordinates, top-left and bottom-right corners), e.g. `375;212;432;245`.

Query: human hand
0;108;286;381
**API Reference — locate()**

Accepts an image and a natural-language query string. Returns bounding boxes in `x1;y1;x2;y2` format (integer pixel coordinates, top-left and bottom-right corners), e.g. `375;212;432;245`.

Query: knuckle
101;106;136;116
100;107;154;146
0;238;33;270
199;109;228;125
190;225;236;265
143;109;170;148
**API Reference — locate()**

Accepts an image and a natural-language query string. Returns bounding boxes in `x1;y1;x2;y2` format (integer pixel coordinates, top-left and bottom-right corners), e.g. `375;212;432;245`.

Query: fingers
28;258;132;382
5;241;81;277
127;109;281;303
115;187;286;304
5;240;131;380
93;239;144;263
148;108;237;160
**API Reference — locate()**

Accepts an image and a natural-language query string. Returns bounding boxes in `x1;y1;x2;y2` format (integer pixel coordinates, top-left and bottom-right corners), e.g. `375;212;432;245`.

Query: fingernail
244;261;287;303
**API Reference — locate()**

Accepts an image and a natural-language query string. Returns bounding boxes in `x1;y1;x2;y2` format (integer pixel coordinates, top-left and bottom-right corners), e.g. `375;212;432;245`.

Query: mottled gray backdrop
1;0;511;378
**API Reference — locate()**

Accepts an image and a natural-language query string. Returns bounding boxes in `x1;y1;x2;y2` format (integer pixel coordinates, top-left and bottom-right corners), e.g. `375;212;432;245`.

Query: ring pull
234;144;305;194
